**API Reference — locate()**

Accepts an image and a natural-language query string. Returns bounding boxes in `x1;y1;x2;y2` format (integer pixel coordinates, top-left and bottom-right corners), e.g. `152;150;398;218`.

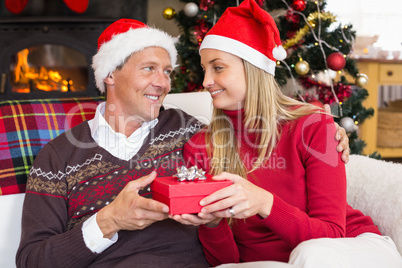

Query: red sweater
183;109;380;265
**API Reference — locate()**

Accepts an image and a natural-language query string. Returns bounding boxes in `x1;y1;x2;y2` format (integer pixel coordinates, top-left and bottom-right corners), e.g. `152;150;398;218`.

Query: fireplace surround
0;17;115;100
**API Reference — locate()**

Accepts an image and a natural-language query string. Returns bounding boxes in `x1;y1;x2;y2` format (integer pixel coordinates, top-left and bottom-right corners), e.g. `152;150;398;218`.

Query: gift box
151;167;232;215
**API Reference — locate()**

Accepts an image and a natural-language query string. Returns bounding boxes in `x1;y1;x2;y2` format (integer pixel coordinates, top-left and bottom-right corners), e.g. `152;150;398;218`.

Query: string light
279;0;345;115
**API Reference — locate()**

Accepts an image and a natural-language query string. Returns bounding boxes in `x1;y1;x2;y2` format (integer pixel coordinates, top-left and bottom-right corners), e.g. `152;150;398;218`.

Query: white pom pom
272;45;287;60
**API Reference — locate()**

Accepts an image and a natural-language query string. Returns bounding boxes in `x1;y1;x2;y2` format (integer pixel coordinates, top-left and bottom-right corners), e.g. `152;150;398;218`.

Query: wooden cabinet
358;59;402;157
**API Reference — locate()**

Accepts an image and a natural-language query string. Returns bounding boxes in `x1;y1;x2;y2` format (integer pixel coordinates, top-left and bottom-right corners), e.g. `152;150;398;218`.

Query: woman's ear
104;74;114;85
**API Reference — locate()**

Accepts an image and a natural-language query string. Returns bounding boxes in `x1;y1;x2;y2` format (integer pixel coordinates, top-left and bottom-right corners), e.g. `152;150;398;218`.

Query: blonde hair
205;60;320;177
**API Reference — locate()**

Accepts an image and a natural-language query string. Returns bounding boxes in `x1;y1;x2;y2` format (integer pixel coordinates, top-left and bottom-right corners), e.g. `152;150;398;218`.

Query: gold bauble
295;60;310;75
163;7;176;20
356;73;369;87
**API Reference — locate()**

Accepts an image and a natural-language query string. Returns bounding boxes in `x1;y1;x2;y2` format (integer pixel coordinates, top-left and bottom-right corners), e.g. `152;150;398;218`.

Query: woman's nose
202;71;214;89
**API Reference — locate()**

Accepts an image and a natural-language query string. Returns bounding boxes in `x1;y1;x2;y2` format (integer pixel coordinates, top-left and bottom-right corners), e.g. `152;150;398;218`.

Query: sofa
0;92;401;268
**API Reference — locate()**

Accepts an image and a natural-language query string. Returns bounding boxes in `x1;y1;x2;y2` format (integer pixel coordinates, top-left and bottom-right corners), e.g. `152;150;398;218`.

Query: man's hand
96;171;169;239
324;104;350;163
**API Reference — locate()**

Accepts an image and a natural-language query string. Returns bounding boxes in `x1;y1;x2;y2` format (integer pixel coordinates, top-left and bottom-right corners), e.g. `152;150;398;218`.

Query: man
16;19;349;267
16;19;208;268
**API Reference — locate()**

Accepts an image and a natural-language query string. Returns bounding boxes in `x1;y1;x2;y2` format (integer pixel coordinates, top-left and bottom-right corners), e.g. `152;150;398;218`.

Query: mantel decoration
5;0;89;14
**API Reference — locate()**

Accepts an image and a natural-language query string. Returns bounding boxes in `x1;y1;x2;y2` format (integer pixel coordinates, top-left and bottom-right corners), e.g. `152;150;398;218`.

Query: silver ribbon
174;166;207;182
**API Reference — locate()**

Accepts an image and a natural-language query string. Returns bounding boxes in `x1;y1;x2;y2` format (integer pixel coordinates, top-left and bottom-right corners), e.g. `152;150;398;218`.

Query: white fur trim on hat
92;27;177;93
200;34;277;76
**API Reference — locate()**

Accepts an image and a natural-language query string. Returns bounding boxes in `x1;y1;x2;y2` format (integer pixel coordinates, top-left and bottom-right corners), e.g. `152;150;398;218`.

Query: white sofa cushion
346;154;402;254
0;193;25;268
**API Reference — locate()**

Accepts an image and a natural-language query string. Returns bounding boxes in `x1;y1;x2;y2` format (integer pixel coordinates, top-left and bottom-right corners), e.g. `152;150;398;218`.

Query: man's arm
16;146;98;268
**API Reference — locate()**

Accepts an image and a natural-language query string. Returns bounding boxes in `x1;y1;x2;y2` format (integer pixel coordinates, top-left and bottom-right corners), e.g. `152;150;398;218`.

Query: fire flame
13;48;74;93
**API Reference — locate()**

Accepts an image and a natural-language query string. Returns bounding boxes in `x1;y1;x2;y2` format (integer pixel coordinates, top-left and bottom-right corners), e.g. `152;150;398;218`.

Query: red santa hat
200;0;286;76
92;19;177;93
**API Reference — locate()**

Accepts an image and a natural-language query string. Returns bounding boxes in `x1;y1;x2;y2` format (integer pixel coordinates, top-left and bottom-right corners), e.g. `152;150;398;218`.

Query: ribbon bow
174;166;207;182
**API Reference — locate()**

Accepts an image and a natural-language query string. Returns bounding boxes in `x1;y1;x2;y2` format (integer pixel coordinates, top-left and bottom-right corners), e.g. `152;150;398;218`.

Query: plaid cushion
0;97;104;195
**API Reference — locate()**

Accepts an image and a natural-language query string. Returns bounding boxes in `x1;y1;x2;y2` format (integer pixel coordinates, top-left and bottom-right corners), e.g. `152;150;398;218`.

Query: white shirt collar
88;102;158;161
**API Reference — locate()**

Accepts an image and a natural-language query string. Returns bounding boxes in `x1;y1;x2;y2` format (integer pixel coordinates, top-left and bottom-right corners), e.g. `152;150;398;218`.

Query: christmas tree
164;0;378;157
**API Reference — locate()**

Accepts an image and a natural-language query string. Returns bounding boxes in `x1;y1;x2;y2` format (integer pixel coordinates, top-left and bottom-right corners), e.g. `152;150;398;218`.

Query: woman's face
200;49;247;111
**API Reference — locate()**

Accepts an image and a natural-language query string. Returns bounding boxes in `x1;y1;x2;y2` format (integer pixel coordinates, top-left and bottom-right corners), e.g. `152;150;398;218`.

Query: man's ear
104;74;114;85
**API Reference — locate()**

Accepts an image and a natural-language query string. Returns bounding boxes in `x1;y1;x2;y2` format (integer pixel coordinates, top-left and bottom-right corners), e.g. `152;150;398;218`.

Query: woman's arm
182;134;241;265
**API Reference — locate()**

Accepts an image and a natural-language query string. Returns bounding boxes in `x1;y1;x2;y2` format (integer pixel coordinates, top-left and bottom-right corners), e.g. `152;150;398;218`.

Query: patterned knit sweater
16;108;209;268
184;109;381;265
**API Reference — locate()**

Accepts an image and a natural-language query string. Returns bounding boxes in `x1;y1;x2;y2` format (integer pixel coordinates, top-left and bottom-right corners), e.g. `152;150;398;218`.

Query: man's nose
153;70;171;90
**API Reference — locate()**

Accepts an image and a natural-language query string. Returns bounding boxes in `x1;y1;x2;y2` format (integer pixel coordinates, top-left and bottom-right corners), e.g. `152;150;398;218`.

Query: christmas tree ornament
63;0;89;13
356;73;369;87
295;60;310;75
285;10;301;29
327;52;346;71
194;20;210;45
5;0;28;14
200;0;214;11
292;0;306;11
163;7;176;20
184;2;199;17
339;117;356;132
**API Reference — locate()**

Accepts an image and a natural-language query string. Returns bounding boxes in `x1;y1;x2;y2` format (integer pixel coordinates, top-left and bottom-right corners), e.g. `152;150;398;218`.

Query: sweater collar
223;108;245;130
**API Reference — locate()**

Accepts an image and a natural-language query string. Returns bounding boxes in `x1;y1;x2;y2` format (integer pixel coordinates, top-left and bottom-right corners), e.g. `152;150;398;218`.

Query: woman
172;1;402;267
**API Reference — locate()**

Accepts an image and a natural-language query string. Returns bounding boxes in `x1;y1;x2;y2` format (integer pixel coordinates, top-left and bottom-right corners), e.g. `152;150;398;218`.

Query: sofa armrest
346;155;402;255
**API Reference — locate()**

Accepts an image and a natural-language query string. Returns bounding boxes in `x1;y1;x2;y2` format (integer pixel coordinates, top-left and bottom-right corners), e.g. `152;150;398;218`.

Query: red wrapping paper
151;175;232;215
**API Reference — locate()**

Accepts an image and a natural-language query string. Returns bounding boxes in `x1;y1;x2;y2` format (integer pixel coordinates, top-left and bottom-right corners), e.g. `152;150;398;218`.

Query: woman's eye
214;66;223;71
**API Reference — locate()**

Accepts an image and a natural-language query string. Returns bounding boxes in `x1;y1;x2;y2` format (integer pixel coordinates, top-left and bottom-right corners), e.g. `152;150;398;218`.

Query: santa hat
92;19;177;93
200;0;286;76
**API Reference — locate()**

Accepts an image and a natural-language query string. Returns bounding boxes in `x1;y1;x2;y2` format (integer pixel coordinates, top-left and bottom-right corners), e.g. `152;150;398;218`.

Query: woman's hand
199;172;274;219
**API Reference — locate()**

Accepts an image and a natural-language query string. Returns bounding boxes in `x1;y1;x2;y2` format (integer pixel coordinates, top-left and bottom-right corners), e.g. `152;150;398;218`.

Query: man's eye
164;69;172;75
144;67;153;71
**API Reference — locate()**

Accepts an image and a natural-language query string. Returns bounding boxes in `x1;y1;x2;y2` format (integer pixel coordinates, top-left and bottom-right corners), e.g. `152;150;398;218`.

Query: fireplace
0;17;114;100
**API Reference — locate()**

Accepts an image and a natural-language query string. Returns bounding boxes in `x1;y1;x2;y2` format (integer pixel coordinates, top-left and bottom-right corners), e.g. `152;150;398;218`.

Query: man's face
106;47;173;124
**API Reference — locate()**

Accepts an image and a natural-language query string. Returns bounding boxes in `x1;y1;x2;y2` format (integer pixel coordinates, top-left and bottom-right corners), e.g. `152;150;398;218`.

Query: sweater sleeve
263;113;347;248
16;143;98;268
184;134;240;266
198;219;239;266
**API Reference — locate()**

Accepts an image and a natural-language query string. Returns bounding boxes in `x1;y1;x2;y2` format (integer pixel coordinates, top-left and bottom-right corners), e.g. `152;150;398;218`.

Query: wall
147;0;184;36
0;0;183;36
